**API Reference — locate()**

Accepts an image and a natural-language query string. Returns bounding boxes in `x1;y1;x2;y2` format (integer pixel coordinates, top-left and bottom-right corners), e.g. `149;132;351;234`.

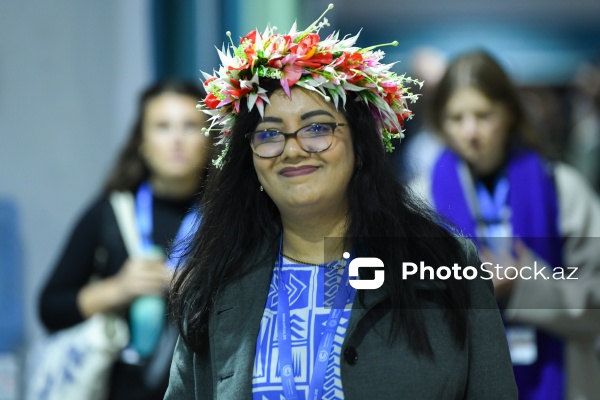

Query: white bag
27;192;145;400
26;313;128;400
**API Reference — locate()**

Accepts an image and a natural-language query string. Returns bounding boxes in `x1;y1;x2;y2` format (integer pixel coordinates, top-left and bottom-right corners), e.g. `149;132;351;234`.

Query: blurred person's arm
39;197;107;331
39;196;168;331
77;256;167;318
504;162;600;336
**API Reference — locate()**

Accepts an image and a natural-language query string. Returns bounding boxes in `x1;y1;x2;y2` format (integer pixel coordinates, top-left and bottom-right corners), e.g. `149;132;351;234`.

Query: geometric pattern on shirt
252;257;355;400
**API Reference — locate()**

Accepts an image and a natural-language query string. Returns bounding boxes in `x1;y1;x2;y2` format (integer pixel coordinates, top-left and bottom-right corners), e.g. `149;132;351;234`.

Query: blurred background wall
0;0;598;396
0;0;153;344
0;3;157;395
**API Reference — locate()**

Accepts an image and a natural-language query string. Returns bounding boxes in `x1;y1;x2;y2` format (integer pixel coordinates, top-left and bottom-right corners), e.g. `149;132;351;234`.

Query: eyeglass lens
250;123;335;158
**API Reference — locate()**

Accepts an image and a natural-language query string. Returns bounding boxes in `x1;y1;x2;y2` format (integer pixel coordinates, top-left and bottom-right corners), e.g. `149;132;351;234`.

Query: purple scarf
432;148;564;400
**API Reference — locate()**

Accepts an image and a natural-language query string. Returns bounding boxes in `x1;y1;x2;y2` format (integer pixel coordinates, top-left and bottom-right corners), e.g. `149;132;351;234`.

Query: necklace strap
281;253;344;270
281;253;318;266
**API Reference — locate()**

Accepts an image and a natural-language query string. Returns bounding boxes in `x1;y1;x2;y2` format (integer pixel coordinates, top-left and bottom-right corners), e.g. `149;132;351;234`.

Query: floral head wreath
199;3;422;167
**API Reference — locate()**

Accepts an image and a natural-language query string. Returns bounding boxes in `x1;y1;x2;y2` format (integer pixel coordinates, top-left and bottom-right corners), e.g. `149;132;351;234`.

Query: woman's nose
461;114;478;140
280;135;309;160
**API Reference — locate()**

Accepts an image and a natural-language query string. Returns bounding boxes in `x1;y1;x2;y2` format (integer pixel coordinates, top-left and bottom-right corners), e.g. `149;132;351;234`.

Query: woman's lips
279;165;318;177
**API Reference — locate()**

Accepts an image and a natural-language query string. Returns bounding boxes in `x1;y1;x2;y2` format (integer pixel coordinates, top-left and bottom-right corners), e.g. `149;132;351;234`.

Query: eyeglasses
245;122;347;158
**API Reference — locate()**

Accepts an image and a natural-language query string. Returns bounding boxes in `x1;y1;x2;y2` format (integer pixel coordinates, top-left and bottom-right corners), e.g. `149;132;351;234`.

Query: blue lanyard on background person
475;177;510;233
135;181;199;270
127;181;198;361
276;235;354;400
136;181;155;252
475;177;512;253
475;178;539;365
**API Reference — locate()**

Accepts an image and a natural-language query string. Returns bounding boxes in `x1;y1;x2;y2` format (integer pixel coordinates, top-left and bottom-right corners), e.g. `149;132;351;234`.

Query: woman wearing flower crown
414;50;600;399
166;6;517;399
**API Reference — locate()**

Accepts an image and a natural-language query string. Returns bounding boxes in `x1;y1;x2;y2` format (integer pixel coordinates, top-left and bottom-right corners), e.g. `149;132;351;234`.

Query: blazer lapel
346;286;388;339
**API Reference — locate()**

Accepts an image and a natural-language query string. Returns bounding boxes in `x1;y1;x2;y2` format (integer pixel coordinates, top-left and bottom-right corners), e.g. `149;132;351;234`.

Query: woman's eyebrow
259;116;283;123
301;110;335;120
259;110;335;124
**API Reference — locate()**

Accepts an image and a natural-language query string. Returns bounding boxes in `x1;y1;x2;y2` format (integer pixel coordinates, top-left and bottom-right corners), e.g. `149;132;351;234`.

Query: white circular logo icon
318;350;329;361
282;365;293;377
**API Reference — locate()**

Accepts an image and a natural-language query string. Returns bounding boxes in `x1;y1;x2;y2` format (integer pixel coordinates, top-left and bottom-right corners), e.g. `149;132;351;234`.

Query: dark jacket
165;240;517;399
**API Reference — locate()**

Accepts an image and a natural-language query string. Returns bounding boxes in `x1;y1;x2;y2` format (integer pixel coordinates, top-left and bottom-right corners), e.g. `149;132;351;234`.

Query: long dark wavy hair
103;80;207;193
428;50;542;154
171;79;471;357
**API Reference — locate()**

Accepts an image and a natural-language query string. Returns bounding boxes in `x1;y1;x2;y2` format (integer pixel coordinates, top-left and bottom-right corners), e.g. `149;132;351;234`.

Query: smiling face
442;87;513;176
140;92;211;185
252;88;355;217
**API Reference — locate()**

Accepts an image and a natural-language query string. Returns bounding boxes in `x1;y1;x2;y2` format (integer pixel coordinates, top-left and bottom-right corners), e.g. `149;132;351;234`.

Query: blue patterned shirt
252;257;356;400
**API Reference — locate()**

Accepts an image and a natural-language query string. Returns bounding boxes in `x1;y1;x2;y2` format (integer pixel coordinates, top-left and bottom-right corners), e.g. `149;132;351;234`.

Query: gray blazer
165;242;517;399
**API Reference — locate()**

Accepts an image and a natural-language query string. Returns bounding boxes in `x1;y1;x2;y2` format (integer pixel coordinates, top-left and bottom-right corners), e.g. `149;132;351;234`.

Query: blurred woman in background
39;80;212;400
415;50;600;400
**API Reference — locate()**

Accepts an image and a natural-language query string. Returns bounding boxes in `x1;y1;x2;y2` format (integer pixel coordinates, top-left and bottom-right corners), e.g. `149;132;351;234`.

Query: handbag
27;192;140;400
26;314;129;400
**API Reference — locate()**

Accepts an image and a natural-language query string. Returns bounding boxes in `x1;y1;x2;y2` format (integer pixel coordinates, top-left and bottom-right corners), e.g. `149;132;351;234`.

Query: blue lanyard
475;177;509;223
474;177;511;249
136;181;155;252
276;235;354;400
135;182;199;270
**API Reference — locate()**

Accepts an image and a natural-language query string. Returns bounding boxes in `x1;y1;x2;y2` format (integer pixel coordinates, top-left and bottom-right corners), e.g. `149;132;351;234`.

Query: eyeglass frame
244;122;347;158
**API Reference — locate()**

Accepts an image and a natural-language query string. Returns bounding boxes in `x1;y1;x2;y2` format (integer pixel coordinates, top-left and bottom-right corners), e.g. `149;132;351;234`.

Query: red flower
296;52;333;68
268;57;284;69
227;59;250;71
383;92;396;107
391;111;412;131
291;33;320;57
228;88;252;98
203;77;217;87
241;30;260;45
334;52;363;71
204;93;220;109
381;81;399;94
347;73;365;84
244;46;256;67
268;35;292;54
385;114;404;134
227;79;252;99
332;52;365;83
347;52;363;64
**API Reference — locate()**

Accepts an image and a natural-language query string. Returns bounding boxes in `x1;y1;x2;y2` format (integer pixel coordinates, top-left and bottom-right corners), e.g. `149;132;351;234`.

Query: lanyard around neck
475;177;510;224
276;234;354;400
135;181;155;252
472;176;512;246
135;182;199;270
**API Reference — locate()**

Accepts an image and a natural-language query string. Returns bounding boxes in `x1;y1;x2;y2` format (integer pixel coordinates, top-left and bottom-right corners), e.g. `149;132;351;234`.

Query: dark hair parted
170;80;471;357
103;80;207;193
428;50;542;153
